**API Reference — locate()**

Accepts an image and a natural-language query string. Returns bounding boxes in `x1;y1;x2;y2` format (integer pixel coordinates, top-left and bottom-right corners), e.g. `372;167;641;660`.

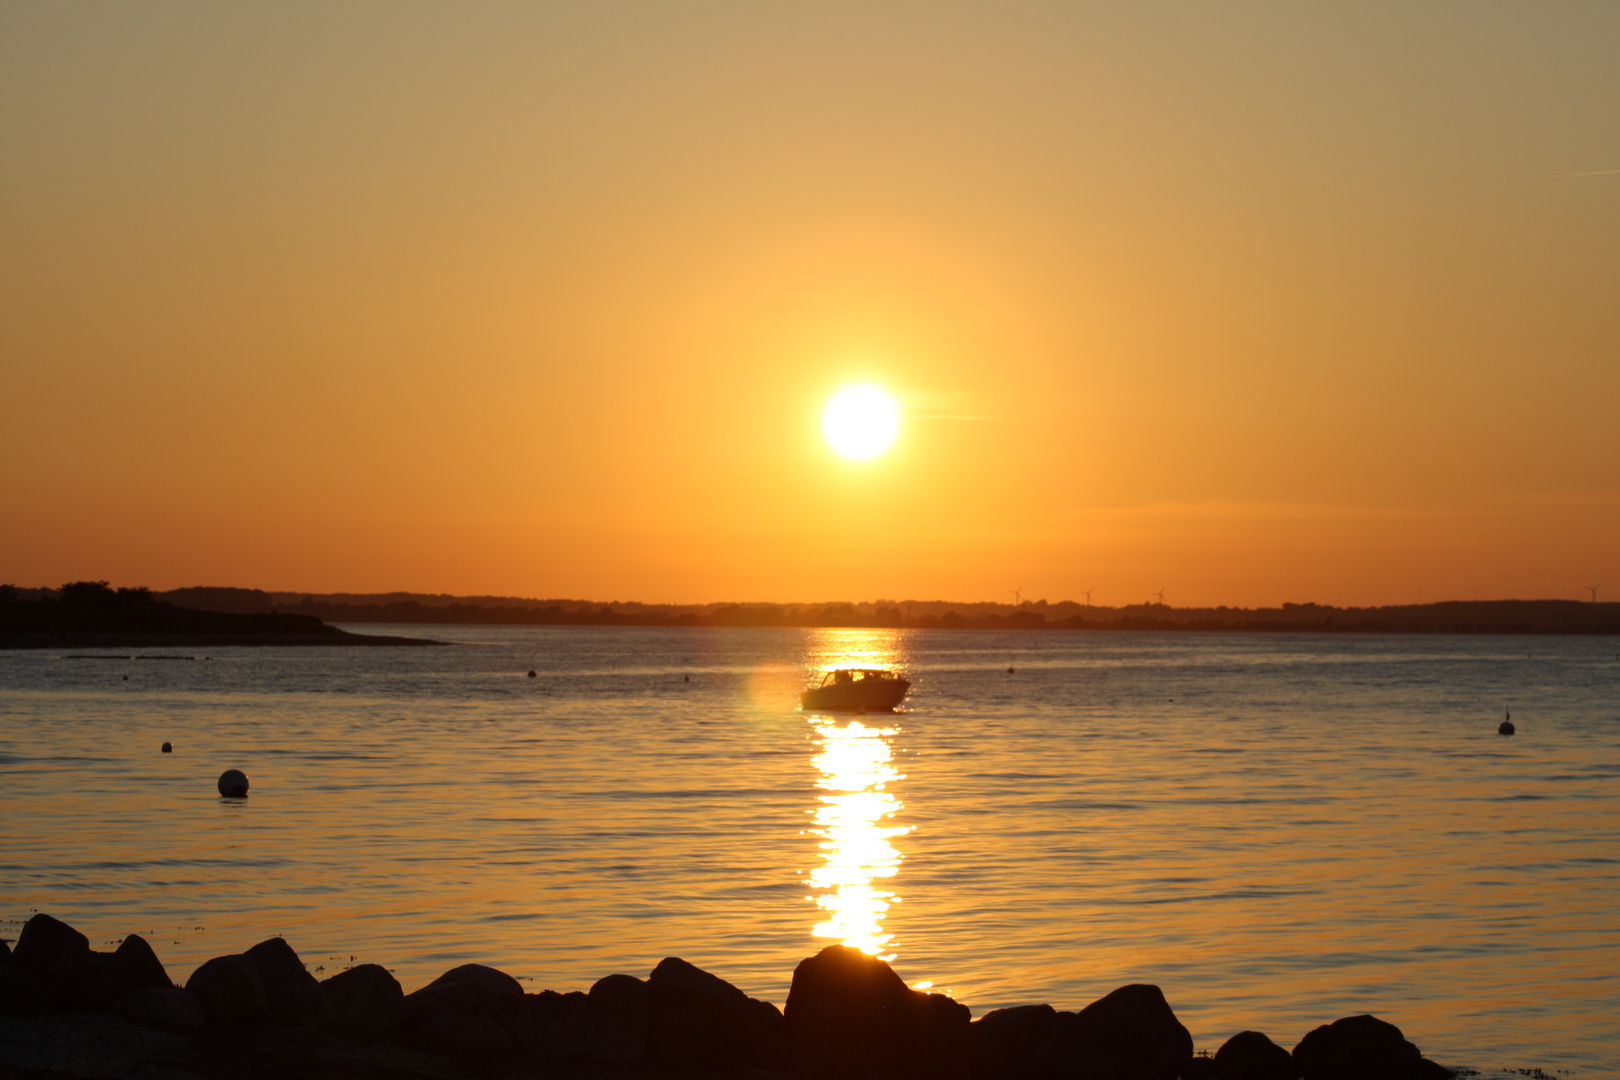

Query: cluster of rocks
1;913;1456;1080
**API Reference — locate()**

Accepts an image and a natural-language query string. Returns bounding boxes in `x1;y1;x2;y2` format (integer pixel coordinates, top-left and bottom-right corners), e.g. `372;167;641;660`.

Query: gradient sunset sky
3;3;1616;607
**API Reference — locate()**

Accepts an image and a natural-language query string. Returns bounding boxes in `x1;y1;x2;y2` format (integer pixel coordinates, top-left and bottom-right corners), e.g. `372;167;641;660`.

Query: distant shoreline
166;589;1620;636
7;584;1619;638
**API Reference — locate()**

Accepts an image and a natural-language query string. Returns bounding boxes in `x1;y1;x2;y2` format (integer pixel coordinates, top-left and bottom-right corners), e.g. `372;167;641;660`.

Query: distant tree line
8;584;1617;636
162;588;1620;635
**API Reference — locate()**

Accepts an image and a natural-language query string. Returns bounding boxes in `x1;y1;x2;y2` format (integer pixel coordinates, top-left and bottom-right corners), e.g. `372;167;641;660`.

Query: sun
822;384;900;461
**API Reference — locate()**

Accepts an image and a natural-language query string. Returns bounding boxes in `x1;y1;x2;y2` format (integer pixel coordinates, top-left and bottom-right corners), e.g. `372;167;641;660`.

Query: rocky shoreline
2;913;1462;1080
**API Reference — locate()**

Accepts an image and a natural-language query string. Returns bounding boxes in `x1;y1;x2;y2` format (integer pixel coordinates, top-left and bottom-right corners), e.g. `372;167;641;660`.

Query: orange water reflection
803;629;911;961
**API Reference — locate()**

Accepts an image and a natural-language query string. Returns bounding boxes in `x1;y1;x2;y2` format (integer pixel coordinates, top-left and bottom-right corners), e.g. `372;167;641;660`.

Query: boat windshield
820;669;894;686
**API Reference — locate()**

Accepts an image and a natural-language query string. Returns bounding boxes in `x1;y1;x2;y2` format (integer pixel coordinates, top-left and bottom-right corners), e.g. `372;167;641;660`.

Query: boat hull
800;678;910;713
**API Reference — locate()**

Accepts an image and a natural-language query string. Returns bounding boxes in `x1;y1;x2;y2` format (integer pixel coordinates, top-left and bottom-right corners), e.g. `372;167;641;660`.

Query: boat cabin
817;668;900;686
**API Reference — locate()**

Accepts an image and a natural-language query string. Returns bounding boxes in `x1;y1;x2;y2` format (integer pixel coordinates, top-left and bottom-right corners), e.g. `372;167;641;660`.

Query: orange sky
2;4;1616;607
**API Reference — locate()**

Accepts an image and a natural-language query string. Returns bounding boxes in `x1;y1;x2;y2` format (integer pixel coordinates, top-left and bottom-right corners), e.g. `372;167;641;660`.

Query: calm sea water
2;627;1616;1076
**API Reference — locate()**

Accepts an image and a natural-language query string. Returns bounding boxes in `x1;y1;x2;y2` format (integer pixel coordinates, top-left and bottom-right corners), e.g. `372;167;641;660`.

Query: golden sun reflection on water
806;719;911;960
802;628;913;961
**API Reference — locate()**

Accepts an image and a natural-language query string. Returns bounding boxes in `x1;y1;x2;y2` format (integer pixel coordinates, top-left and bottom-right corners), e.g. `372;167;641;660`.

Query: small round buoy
161;742;172;753
527;670;537;678
1499;720;1515;736
683;675;690;683
1006;666;1015;674
122;675;129;681
217;769;249;798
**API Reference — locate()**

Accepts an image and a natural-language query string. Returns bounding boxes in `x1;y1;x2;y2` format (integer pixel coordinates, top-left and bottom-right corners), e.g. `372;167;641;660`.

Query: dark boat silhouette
800;668;910;713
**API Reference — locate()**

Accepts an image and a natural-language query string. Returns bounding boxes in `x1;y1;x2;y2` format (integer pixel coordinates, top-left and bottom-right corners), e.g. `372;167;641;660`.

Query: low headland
0;582;439;649
2;912;1465;1080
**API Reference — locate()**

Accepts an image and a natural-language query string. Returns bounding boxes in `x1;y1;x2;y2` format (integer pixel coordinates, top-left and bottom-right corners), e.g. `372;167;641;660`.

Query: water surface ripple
2;627;1616;1076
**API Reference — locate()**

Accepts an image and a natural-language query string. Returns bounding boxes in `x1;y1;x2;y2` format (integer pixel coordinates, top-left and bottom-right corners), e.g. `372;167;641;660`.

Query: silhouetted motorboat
800;668;910;713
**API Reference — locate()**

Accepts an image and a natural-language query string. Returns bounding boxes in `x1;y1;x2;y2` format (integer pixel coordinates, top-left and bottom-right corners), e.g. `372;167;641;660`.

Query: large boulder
186;954;269;1026
108;935;172;991
404;962;524;1018
1293;1016;1453;1080
590;972;650;1009
243;938;334;1028
116;987;207;1030
1217;1030;1299;1080
1070;984;1193;1080
394;963;525;1054
646;956;786;1068
968;1003;1113;1080
321;964;404;1037
785;944;971;1080
8;913;93;1010
73;935;176;1013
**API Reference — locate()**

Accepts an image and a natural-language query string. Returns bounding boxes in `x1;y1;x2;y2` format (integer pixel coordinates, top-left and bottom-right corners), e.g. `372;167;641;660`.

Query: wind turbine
1587;584;1601;602
1152;587;1166;606
1081;587;1095;606
1009;587;1026;607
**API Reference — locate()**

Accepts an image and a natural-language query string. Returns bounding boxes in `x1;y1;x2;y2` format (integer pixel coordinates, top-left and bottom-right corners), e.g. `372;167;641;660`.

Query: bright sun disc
822;385;899;461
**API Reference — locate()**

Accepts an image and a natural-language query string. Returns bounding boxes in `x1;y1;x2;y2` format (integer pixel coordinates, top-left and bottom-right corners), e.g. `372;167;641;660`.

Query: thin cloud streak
1552;167;1620;177
905;405;997;422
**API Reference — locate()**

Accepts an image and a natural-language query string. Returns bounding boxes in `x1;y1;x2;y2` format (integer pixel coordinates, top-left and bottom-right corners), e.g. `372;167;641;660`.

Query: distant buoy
683;675;690;683
1007;667;1015;674
122;675;129;681
217;769;249;798
1499;710;1514;736
527;670;537;678
161;742;172;753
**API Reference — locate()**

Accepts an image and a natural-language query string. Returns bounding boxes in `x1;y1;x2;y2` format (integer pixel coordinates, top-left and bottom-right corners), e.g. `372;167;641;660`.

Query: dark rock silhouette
398;962;525;1054
115;986;206;1030
785;944;971;1079
109;934;172;992
966;985;1192;1080
0;913;1470;1080
1217;1030;1299;1080
320;963;404;1037
515;983;651;1062
186;953;269;1025
243;937;333;1027
589;972;650;1009
1070;983;1194;1080
67;933;174;1012
421;1011;515;1056
967;1002;1112;1079
645;956;785;1068
8;913;93;1010
1293;1015;1453;1079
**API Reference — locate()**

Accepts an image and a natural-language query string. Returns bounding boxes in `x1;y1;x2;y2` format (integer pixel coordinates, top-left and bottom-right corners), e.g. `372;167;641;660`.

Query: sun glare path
821;384;899;461
806;718;910;960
